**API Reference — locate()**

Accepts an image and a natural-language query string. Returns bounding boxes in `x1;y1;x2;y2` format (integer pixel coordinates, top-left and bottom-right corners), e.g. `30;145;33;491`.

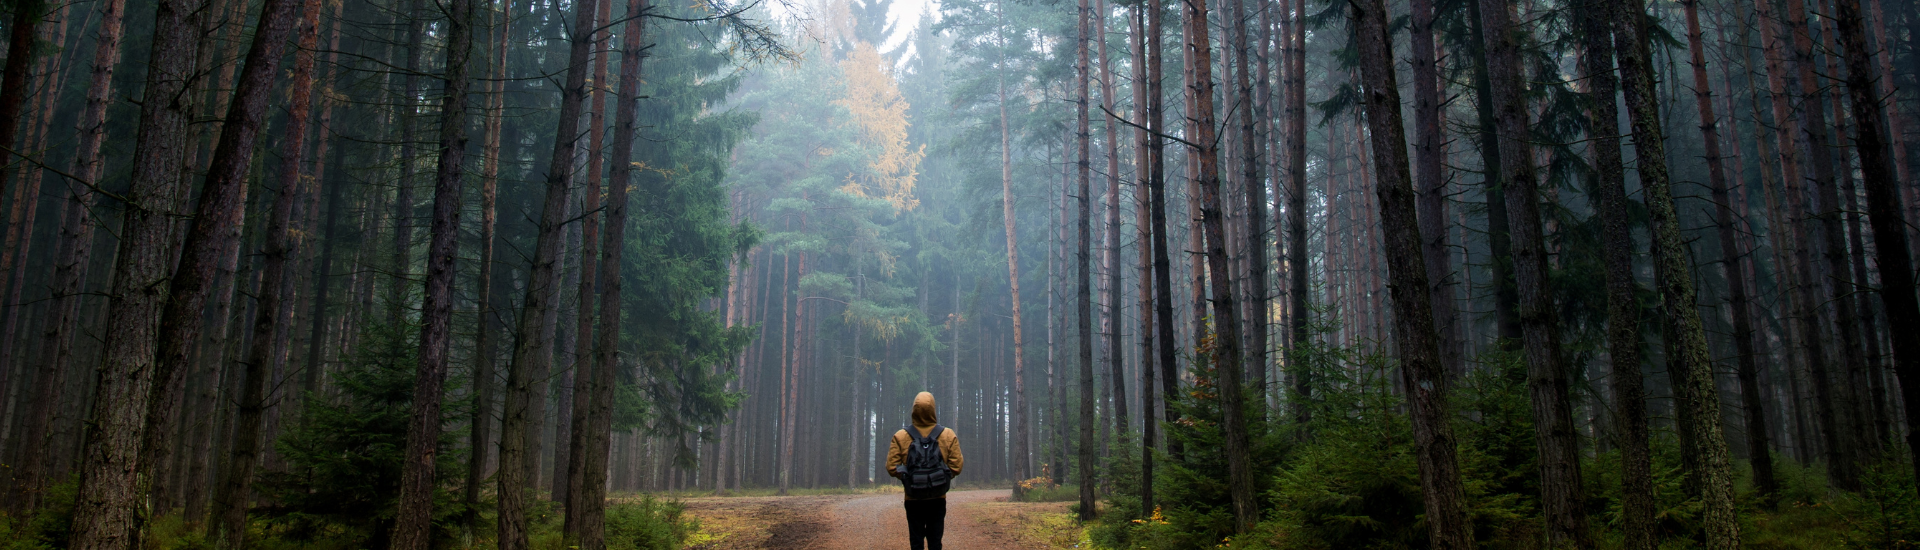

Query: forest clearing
0;0;1917;543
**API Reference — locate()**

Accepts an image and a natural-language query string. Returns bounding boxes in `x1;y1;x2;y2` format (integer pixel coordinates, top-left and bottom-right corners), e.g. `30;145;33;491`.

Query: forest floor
674;489;1085;549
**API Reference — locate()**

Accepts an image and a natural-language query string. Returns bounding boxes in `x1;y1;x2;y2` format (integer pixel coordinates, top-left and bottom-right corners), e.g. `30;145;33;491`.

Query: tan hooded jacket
886;392;964;498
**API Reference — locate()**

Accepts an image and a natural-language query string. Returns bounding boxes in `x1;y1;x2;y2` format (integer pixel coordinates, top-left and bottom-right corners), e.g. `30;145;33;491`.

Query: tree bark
0;0;44;327
1145;0;1182;468
1679;0;1775;502
1787;0;1870;489
1096;0;1129;439
560;0;611;515
1349;0;1475;545
1609;0;1739;544
195;1;314;546
1463;0;1519;347
1832;0;1920;498
15;0;126;514
1183;0;1255;531
389;0;428;325
64;0;208;540
499;0;599;542
466;0;512;523
1076;0;1097;519
1409;0;1462;377
1575;3;1653;545
568;0;642;542
992;0;1031;482
1475;0;1590;545
1130;0;1157;517
391;0;473;543
1230;0;1268;412
1283;0;1311;428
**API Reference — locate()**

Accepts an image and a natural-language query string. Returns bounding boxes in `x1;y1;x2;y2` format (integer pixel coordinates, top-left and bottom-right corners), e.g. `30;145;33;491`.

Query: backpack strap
913;425;943;445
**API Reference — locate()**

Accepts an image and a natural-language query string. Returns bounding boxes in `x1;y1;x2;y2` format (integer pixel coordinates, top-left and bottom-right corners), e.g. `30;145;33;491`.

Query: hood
912;392;938;428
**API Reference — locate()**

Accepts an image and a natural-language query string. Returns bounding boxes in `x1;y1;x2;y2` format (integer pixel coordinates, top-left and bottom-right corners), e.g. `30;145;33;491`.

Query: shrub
605;497;698;549
0;476;75;550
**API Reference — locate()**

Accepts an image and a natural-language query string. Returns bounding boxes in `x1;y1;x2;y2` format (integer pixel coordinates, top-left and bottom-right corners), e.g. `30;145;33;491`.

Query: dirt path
682;489;1079;549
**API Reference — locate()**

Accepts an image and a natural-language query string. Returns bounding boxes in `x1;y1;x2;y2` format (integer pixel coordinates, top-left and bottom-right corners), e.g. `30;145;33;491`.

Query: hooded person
886;391;963;550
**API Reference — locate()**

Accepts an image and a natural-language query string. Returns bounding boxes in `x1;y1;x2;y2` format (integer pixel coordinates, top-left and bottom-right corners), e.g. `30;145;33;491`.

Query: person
886;392;964;550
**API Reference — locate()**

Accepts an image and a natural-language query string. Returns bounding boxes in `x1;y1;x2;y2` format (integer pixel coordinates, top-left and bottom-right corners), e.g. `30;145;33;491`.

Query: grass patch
1013;483;1083;503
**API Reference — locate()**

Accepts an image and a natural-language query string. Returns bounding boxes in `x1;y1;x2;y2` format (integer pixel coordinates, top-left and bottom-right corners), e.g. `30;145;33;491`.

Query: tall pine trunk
16;0;126;514
498;0;600;543
1609;0;1739;544
1680;0;1775;502
1183;0;1256;530
993;0;1030;482
1096;0;1129;440
1409;0;1461;377
1349;0;1475;545
391;0;473;543
559;0;611;514
573;0;646;543
1476;0;1590;544
466;0;512;523
1075;0;1096;518
1230;0;1268;410
180;1;310;545
1283;0;1311;428
1575;3;1654;545
1130;0;1158;517
1831;0;1920;498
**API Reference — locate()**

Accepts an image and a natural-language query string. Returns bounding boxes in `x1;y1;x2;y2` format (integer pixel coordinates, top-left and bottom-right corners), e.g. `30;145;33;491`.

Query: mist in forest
0;0;1915;546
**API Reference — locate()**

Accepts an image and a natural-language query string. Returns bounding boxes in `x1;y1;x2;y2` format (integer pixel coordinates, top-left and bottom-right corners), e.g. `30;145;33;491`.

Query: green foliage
253;319;467;548
1260;348;1429;550
1013;483;1085;503
0;476;75;549
604;497;699;549
1094;344;1284;549
620;17;759;464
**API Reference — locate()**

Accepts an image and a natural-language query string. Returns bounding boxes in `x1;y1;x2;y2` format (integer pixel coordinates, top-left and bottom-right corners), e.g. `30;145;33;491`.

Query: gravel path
683;489;1076;549
815;489;1036;549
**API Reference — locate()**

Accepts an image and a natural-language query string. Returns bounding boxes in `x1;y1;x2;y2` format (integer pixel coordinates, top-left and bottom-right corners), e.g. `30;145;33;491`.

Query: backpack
898;425;952;499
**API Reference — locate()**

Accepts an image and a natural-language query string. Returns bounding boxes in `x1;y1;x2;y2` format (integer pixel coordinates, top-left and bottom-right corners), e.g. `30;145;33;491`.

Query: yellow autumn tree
834;42;923;212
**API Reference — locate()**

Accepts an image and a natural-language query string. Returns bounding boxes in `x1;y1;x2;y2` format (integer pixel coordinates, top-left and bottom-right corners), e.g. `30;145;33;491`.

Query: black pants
903;498;947;550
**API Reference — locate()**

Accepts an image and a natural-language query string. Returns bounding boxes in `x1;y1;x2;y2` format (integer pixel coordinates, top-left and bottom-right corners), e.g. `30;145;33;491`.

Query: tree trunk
466;0;512;523
571;0;646;543
1787;0;1870;489
1349;0;1475;545
1409;0;1462;377
1096;0;1129;439
0;1;44;329
1609;0;1739;544
1075;0;1098;519
1464;0;1519;348
195;1;313;546
560;0;611;516
64;0;208;540
1679;0;1775;502
1476;0;1590;545
1575;4;1654;545
389;0;427;326
499;0;600;542
14;0;127;514
1182;0;1255;531
1130;0;1157;517
1832;0;1920;499
391;0;473;544
1230;0;1268;416
1283;0;1311;428
993;0;1030;482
